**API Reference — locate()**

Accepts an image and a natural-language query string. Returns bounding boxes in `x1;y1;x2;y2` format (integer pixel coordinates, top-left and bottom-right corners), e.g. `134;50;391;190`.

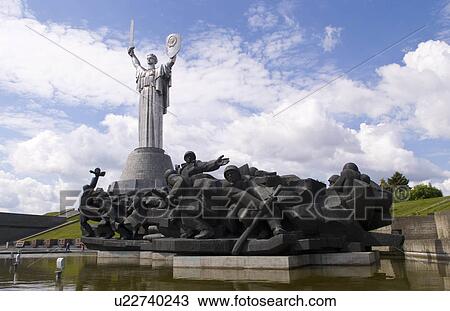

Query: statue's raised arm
128;47;145;71
167;54;176;69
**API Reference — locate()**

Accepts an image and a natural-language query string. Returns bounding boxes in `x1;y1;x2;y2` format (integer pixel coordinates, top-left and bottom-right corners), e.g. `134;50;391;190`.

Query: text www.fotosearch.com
198;294;337;307
114;293;337;308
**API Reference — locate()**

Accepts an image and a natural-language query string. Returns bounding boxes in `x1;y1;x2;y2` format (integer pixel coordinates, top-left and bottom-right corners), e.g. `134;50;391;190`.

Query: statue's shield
166;33;181;58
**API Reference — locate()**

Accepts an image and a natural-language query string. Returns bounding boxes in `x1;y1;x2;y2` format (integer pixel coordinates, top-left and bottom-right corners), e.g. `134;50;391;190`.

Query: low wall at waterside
374;210;450;261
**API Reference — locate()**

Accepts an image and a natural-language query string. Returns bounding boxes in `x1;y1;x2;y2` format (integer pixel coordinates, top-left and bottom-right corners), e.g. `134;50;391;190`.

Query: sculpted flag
166;33;181;58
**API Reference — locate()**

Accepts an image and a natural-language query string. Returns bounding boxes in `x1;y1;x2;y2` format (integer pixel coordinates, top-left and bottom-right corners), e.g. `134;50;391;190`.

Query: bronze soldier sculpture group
79;152;403;255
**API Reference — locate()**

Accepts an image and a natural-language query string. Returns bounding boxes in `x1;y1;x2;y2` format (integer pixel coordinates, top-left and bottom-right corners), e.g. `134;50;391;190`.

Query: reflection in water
0;256;449;290
173;264;381;284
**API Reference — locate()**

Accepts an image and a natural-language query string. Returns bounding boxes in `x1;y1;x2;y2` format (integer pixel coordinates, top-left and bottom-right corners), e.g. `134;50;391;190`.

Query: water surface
0;256;449;290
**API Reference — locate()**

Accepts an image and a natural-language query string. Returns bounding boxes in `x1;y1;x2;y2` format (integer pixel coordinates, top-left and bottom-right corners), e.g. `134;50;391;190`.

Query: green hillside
392;196;450;217
24;215;82;241
26;220;82;241
43;211;61;216
24;217;110;241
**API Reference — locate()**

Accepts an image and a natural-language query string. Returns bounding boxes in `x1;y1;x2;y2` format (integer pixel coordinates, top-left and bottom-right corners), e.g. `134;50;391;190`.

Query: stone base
151;252;175;267
372;238;450;262
98;250;140;258
109;147;173;192
96;250;174;268
173;252;379;270
173;264;380;283
95;249;378;282
403;251;450;262
403;238;450;254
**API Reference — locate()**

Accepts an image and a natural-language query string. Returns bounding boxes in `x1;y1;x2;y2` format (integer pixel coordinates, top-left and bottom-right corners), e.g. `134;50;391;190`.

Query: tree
410;183;443;200
380;172;410;192
387;171;409;188
381;172;410;202
380;178;389;191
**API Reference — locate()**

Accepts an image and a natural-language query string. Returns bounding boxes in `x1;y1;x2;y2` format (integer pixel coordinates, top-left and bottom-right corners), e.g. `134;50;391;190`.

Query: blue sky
28;0;443;67
0;0;449;213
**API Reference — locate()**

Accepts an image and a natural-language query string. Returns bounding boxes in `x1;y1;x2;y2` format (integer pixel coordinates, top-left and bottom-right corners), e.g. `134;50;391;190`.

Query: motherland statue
109;21;181;192
127;38;178;148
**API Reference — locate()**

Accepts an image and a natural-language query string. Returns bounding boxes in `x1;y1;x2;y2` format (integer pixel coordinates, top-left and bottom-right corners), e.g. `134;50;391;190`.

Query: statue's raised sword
129;19;135;49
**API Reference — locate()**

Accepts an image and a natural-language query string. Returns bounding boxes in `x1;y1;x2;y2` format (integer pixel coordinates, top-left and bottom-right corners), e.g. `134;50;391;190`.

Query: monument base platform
94;247;378;268
82;234;347;255
173;262;379;283
109;147;173;192
173;252;379;270
88;237;380;282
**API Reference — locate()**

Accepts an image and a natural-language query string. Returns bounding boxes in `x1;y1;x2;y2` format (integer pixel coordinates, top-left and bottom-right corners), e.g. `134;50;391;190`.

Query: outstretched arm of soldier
194;156;228;174
215;155;230;166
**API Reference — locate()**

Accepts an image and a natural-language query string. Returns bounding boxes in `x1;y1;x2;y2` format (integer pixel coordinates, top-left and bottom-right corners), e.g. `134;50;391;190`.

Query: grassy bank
24;215;82;241
392;196;450;217
26;220;82;240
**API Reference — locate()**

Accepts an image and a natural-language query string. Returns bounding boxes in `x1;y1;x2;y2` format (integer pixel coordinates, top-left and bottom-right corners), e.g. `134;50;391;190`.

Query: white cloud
246;3;278;31
321;25;342;52
276;0;297;27
376;40;450;138
0;0;141;107
0;169;59;214
0;108;74;137
249;28;304;62
436;1;450;40
353;123;448;181
8;114;136;183
245;1;304;64
0;0;26;18
435;178;450;194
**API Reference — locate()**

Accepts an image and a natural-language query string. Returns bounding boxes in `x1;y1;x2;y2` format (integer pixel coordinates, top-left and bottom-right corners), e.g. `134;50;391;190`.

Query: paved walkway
0;247;97;256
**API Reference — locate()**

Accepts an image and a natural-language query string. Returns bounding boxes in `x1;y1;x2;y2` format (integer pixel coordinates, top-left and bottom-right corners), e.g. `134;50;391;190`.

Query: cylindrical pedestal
109;147;173;193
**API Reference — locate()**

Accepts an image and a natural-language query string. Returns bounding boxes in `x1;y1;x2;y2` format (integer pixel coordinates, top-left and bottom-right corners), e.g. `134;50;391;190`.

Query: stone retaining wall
435;210;450;239
0;212;66;244
376;210;450;261
391;215;438;240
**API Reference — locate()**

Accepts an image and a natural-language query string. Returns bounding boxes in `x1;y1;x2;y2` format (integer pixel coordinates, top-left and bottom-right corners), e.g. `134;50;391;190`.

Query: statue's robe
136;62;172;148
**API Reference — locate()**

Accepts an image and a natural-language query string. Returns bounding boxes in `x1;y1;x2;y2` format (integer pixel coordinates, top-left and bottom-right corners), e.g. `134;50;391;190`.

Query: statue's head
184;151;196;163
224;165;241;183
342;162;359;172
146;53;158;65
328;174;340;186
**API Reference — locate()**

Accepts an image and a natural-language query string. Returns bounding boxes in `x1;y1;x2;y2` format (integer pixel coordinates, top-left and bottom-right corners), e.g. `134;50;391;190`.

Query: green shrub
410;183;443;200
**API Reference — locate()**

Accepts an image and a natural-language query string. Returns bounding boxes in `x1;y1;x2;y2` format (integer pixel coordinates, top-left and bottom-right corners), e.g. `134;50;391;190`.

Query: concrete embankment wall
0;212;66;244
378;210;450;261
391;210;450;240
392;215;439;240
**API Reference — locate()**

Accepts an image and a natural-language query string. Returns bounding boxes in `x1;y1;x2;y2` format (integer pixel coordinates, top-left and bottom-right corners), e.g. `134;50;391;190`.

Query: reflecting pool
0;256;449;290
